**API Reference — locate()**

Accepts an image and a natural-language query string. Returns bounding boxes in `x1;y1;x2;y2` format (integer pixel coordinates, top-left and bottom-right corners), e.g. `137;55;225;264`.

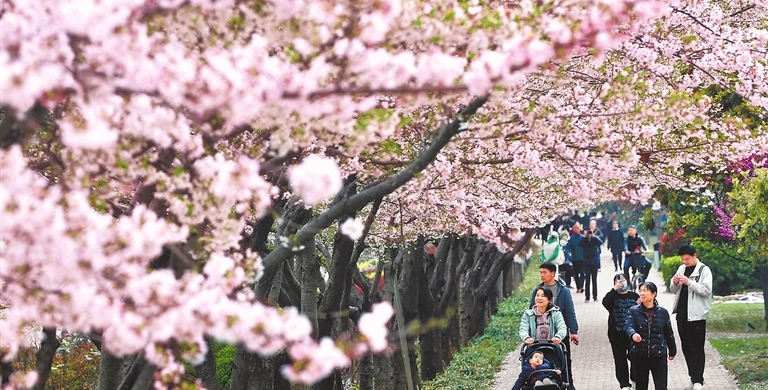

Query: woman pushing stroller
511;287;567;390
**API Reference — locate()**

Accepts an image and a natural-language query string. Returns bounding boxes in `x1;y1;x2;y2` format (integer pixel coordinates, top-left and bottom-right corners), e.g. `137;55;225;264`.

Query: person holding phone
603;273;640;390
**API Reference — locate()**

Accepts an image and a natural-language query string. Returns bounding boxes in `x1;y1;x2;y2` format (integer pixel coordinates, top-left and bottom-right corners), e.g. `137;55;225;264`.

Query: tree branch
31;328;60;390
260;96;488;274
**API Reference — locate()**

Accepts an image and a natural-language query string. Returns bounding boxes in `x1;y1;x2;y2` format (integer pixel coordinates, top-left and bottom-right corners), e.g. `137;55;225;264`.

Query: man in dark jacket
530;262;579;389
603;274;640;390
623;225;647;282
564;222;585;293
606;221;625;272
579;229;603;302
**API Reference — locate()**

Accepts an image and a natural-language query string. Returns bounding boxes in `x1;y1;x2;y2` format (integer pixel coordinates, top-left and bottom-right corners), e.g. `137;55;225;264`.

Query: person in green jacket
520;287;567;345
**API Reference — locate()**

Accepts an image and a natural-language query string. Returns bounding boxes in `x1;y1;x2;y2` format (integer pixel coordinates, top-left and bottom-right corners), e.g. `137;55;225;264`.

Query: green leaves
729;168;768;265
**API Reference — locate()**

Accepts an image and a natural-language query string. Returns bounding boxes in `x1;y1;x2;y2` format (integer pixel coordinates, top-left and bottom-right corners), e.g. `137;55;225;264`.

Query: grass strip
706;301;768;390
709;336;768;390
422;262;541;390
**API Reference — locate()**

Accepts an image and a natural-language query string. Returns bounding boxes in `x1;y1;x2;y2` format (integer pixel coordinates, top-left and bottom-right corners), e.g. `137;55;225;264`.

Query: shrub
659;228;686;257
659;239;761;296
690;239;761;296
661;255;682;290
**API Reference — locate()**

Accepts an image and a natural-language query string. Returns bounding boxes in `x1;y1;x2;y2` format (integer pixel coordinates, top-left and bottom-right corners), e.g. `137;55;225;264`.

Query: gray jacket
670;261;712;321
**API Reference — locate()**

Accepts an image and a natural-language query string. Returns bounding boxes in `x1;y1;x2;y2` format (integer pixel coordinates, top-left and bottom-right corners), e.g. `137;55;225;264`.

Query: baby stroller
628;252;652;292
518;340;571;390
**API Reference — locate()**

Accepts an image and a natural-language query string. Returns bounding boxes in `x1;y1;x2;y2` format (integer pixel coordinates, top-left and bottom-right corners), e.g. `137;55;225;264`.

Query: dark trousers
610;333;634;388
678;319;707;384
583;262;599;300
572;261;584;290
560;263;574;287
632;355;668;390
611;251;622;270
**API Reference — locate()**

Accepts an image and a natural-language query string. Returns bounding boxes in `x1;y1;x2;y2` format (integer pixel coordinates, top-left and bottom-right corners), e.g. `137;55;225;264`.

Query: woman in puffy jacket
624;282;676;390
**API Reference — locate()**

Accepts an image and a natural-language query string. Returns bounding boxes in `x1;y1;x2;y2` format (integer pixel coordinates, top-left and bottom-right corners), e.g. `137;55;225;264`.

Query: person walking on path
491;244;738;390
589;219;604;272
603;273;640;390
579;229;603;302
564;222;585;293
520;288;567;345
530;262;579;390
625;281;677;390
623;225;647;282
670;244;713;390
606;221;625;272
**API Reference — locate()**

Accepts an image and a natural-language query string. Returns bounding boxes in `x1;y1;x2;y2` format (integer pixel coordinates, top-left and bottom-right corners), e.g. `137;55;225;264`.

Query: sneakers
620;387;631;390
585;298;590;303
593;298;598;302
535;378;553;386
693;384;703;390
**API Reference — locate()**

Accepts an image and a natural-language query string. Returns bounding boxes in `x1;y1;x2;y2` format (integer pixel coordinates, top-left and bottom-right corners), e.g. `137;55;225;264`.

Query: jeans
632;355;668;390
678;319;707;384
623;256;636;282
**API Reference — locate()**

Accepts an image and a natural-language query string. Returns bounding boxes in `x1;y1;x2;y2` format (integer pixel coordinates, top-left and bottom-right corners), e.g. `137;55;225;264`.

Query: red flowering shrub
659;229;686;257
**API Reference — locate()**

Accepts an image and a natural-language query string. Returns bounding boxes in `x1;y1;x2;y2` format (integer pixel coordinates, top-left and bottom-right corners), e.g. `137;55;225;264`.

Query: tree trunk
117;357;153;390
129;362;155;390
246;352;292;390
300;235;321;334
229;346;253;390
418;255;442;380
373;353;395;390
1;358;13;386
397;243;422;389
97;349;124;390
31;328;60;390
358;354;375;390
194;337;221;390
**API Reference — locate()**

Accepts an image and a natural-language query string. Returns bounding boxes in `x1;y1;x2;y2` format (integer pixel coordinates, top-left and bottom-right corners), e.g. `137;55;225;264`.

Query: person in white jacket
670;244;712;390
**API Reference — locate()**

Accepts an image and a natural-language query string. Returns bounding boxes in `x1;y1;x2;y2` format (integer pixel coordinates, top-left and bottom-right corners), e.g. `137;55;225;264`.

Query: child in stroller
511;341;570;390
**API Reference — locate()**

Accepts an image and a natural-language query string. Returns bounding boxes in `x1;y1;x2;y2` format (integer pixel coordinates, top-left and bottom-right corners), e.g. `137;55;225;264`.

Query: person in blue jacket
564;222;585;293
511;351;561;390
606;221;625;272
624;282;677;390
579;229;603;302
530;262;579;389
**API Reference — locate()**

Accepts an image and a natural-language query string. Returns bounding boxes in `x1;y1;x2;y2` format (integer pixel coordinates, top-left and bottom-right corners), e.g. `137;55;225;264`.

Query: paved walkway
491;250;740;390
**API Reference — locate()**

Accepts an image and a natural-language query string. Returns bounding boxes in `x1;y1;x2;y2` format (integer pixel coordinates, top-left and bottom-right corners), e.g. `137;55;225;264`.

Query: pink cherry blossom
288;155;344;206
340;218;365;240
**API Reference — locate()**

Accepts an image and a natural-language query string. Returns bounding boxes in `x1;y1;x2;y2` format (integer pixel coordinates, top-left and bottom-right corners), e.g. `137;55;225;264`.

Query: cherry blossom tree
0;0;674;388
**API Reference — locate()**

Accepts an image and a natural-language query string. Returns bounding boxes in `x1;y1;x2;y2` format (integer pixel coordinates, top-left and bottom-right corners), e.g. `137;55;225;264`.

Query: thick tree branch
261;96;488;274
31;328;60;390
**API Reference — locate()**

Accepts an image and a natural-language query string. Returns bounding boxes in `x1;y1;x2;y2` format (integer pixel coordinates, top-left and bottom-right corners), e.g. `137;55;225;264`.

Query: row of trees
2;0;768;388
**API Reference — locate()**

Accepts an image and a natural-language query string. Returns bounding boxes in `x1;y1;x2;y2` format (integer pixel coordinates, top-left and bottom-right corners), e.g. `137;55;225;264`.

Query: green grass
706;302;768;389
709;337;768;390
422;262;541;390
707;303;766;333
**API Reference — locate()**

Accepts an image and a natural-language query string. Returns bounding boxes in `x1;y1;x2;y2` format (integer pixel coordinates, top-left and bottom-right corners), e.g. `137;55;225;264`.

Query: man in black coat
606;221;625;272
